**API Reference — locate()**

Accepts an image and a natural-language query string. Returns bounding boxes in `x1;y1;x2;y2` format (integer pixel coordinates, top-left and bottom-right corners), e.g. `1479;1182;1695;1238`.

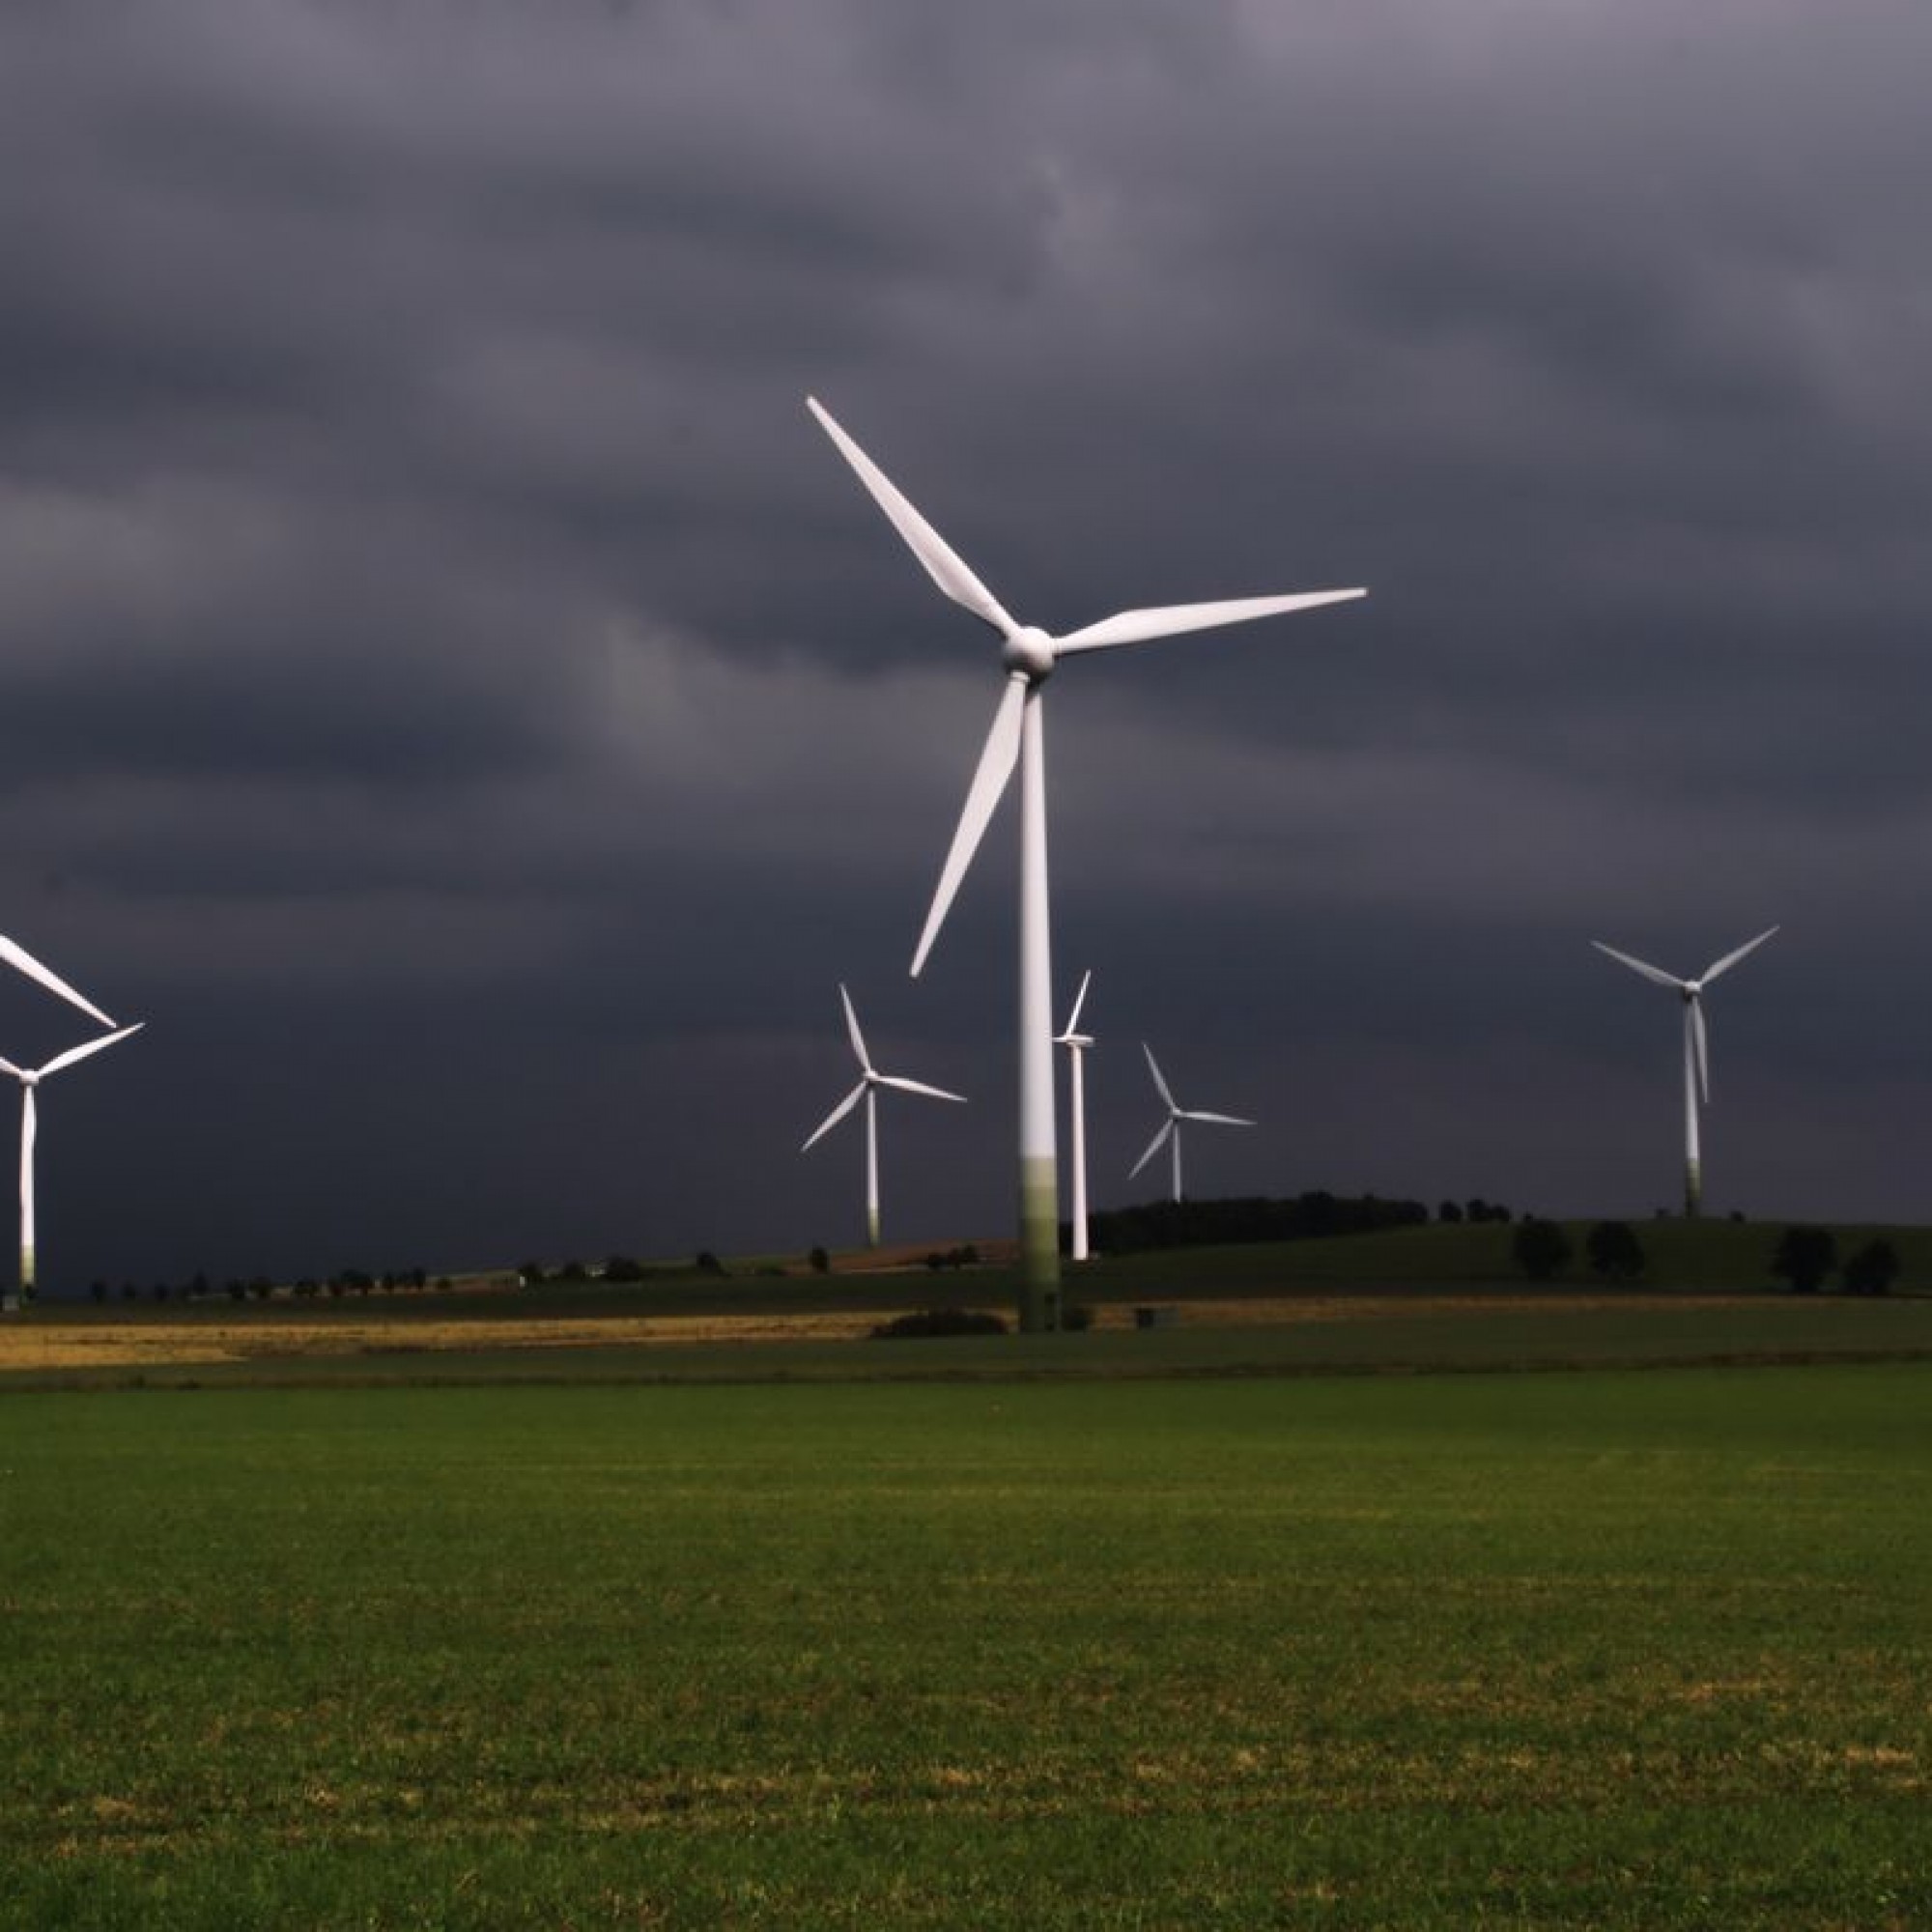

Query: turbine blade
1590;940;1685;990
875;1074;967;1104
37;1022;144;1080
1054;587;1366;656
1691;998;1710;1105
1062;968;1093;1039
802;1080;867;1152
1700;924;1779;985
807;397;1017;638
0;1054;21;1080
1179;1110;1255;1127
0;934;116;1029
1129;1118;1175;1179
838;982;871;1072
911;676;1027;978
1141;1043;1176;1111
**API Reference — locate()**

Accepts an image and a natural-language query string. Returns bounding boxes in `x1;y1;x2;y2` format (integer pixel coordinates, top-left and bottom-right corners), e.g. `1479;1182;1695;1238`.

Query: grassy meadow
3;1364;1929;1927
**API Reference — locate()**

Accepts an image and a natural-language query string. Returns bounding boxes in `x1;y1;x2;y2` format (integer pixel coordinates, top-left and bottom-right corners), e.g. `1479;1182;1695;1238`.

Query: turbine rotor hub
1001;626;1057;683
20;1071;38;1088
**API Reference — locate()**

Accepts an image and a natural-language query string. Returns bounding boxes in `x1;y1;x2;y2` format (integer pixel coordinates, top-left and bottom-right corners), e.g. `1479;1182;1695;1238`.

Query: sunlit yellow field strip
0;1292;1775;1370
0;1311;875;1369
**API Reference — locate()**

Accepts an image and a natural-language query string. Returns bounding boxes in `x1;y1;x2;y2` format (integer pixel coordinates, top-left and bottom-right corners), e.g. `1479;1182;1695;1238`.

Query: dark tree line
1082;1191;1429;1257
1771;1228;1900;1296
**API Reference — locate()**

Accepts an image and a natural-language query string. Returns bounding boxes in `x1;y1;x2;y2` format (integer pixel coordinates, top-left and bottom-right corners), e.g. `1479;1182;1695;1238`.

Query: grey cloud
2;0;1929;1285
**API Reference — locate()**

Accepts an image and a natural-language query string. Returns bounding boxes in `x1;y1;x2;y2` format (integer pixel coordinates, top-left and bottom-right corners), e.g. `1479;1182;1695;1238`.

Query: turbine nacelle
1001;628;1057;682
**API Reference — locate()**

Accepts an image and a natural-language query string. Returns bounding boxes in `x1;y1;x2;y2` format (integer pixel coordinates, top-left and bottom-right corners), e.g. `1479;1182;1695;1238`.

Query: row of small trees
1509;1219;1903;1294
90;1267;446;1303
518;1253;730;1285
1087;1191;1430;1255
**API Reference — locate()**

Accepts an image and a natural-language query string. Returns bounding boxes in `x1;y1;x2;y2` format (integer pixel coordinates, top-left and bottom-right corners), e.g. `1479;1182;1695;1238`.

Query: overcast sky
3;0;1929;1289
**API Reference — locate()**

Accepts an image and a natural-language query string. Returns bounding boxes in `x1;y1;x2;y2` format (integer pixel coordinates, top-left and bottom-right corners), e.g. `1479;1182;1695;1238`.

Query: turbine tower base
1019;1157;1062;1333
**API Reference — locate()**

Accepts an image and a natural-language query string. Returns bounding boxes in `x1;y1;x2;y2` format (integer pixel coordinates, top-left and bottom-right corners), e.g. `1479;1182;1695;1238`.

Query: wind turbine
808;396;1363;1329
801;983;966;1250
0;1028;143;1302
0;933;135;1307
1055;970;1095;1263
1130;1043;1255;1204
1591;926;1777;1218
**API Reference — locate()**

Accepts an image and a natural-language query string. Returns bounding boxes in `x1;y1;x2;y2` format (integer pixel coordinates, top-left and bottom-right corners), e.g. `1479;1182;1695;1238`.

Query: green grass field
3;1364;1929;1927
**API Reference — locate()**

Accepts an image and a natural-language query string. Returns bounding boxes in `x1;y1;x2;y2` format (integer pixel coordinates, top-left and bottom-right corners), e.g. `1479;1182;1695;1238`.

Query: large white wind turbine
0;1028;144;1302
809;396;1363;1328
1592;926;1778;1218
1130;1044;1255;1205
1055;970;1095;1264
801;983;966;1249
0;933;135;1306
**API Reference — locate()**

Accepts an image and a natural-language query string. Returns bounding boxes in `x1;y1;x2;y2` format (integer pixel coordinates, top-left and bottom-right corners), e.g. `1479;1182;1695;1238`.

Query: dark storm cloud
2;0;1930;1284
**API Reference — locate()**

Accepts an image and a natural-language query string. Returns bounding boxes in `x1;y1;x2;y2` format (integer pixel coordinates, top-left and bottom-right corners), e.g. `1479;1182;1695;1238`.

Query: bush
1511;1217;1572;1282
1584;1220;1646;1284
1841;1239;1900;1297
808;1245;830;1275
1771;1226;1836;1294
923;1245;981;1272
1063;1304;1094;1332
870;1308;1009;1340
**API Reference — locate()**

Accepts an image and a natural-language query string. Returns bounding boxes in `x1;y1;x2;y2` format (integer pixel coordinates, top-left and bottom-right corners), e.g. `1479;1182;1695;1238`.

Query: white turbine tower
0;931;141;1306
801;983;966;1250
1055;970;1095;1264
809;396;1363;1329
1130;1043;1255;1205
1592;926;1778;1218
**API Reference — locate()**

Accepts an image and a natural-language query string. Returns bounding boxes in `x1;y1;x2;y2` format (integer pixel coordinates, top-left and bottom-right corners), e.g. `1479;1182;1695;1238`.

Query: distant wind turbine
801;983;966;1249
1130;1043;1254;1204
1591;926;1778;1217
808;395;1363;1328
0;933;138;1306
1055;970;1094;1263
0;1028;143;1301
